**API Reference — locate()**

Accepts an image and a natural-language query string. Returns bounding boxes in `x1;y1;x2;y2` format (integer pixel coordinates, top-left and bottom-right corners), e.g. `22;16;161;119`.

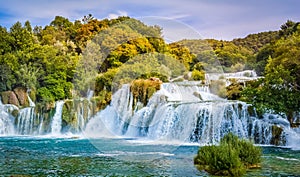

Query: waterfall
0;99;15;135
16;95;36;135
51;101;64;135
28;95;35;106
16;107;35;134
87;89;94;100
84;82;300;145
1;78;299;145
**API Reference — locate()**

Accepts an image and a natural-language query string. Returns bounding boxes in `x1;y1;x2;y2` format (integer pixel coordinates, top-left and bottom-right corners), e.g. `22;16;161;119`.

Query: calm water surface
0;137;299;176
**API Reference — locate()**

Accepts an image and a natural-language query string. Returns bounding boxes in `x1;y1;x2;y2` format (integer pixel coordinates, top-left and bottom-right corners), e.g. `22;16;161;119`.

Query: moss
61;98;106;132
130;78;162;107
34;102;56;134
62;100;75;128
226;80;244;100
28;88;37;102
11;109;20;117
91;90;112;113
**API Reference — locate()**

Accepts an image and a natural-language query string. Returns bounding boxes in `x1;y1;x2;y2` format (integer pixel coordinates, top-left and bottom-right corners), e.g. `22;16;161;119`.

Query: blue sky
0;0;299;40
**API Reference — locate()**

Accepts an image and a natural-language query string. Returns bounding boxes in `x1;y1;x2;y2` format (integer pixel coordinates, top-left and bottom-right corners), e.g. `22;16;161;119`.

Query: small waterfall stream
16;95;36;135
0;99;15;135
50;101;64;135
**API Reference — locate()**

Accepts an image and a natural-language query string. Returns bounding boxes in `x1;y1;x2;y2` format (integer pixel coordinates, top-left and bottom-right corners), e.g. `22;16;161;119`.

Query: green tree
10;21;35;51
242;29;300;125
0;26;13;54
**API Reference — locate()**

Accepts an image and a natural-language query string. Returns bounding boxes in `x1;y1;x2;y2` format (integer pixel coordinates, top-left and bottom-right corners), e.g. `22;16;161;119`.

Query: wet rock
271;125;286;146
193;92;203;100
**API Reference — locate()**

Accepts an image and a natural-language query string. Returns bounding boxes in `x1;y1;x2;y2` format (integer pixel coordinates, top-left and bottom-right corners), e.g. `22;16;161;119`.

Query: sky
0;0;299;40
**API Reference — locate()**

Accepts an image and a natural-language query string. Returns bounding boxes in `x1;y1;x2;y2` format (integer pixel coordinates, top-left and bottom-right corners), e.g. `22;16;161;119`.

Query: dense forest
0;15;299;124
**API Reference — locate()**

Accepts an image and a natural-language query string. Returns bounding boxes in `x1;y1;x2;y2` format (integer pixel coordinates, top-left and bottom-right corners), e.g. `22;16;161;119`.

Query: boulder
271;125;286;146
1;91;20;106
13;87;29;107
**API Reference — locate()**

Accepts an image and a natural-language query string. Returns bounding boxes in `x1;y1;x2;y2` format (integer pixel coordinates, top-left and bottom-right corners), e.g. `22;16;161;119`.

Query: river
0;136;299;176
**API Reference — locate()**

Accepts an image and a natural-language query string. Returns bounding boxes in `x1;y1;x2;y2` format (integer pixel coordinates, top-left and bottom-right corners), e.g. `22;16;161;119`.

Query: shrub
191;69;205;81
194;133;262;176
194;144;246;176
237;139;262;168
130;78;162;106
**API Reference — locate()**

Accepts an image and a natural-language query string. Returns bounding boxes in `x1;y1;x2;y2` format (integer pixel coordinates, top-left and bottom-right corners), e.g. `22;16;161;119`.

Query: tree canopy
1;16;299;124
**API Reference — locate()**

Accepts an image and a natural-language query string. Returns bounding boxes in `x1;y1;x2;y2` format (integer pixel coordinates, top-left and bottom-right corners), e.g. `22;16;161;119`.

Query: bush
130;78;162;106
194;133;262;176
194;145;245;176
191;69;205;81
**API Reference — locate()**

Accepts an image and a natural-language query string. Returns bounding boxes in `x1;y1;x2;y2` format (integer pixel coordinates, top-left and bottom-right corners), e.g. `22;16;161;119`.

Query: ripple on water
0;137;300;176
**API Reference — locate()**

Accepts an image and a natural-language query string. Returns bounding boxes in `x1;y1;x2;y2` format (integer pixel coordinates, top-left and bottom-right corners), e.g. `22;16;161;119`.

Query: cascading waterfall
0;77;299;147
51;101;65;135
84;82;300;145
0;98;94;136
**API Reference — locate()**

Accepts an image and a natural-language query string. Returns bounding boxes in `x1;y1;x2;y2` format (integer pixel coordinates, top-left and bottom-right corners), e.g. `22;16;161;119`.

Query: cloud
108;10;128;19
0;0;299;40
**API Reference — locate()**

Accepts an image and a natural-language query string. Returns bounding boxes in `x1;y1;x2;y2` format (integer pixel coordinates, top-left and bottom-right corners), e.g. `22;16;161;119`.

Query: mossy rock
62;100;75;126
91;91;112;113
271;125;285;146
61;99;101;132
226;81;244;100
33;101;56;134
28;88;37;103
247;105;257;117
61;99;80;131
130;78;162;107
11;109;20;117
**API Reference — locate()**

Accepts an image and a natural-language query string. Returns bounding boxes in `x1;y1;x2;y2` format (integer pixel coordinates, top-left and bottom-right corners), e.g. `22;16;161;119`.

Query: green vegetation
194;133;262;176
130;78;162;107
0;15;199;106
0;15;299;127
241;21;300;125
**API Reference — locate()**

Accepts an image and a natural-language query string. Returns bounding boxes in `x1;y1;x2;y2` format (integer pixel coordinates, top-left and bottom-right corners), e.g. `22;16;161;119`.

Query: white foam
96;151;174;157
275;156;300;161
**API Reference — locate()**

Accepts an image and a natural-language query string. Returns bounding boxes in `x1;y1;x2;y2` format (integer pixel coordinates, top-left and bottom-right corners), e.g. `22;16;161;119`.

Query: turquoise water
0;137;300;176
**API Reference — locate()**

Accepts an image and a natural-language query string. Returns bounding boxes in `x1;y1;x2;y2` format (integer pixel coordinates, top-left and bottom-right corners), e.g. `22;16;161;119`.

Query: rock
13;87;29;107
149;77;162;83
193;92;203;100
271;125;286;146
1;91;20;106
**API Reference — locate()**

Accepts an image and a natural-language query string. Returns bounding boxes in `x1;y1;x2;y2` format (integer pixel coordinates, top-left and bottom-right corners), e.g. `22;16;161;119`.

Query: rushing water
0;136;299;176
1;80;300;176
1;82;299;147
51;101;65;135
